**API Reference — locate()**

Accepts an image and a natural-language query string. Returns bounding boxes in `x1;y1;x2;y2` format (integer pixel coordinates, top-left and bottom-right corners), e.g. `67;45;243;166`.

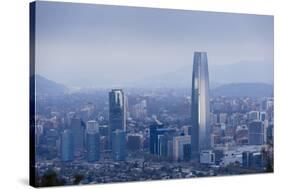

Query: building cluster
34;52;274;186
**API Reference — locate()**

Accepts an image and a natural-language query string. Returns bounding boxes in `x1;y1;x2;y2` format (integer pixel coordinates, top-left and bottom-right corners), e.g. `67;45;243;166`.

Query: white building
200;150;215;164
173;135;191;161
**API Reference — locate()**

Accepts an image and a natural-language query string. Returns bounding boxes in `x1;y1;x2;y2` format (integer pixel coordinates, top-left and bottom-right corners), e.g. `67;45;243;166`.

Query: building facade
109;89;126;132
86;120;100;162
112;129;127;161
70;117;85;157
191;51;211;159
60;130;74;162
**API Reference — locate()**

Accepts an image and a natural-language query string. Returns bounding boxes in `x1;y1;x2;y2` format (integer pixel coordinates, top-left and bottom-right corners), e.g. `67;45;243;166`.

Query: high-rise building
70;117;85;157
60;130;74;162
249;120;264;145
172;135;191;161
191;51;211;159
149;121;176;156
98;125;110;151
109;89;126;151
248;111;260;121
149;121;163;155
86;120;100;162
112;129;127;161
109;89;126;132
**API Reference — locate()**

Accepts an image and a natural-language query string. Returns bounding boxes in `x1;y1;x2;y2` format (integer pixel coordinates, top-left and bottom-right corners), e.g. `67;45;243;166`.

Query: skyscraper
173;135;191;161
70;117;85;157
86;120;100;162
112;129;127;161
248;120;264;145
149;121;163;155
60;130;74;162
191;51;211;159
109;89;126;132
149;121;176;156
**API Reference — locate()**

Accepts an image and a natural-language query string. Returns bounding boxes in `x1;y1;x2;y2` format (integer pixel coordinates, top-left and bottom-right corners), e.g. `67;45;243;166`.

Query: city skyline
32;48;274;186
30;1;274;187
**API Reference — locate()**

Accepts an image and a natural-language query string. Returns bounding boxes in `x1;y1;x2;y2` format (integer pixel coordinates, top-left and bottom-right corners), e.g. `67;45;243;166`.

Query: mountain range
130;60;273;89
33;74;273;97
212;83;273;97
33;74;69;95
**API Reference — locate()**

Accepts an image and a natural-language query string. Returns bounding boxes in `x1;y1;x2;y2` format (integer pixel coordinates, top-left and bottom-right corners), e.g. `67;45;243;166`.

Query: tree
40;170;64;187
74;174;85;185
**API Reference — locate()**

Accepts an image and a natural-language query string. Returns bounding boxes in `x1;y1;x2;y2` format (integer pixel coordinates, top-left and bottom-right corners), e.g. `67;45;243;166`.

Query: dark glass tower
149;121;176;156
109;89;126;132
86;120;100;162
112;129;127;161
60;130;74;162
191;52;211;159
70;117;85;157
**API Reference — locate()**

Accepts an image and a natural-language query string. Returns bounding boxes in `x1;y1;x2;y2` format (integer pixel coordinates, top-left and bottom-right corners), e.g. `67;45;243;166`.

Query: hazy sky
34;1;273;88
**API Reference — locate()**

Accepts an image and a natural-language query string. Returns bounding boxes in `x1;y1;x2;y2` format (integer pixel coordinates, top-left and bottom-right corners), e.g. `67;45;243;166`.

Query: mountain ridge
211;82;273;97
33;74;69;95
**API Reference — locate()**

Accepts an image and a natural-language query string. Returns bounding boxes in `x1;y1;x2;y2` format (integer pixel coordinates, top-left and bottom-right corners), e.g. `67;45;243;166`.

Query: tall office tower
149;121;176;156
112;129;127;161
60;130;74;162
109;89;126;132
191;51;211;159
172;135;191;161
86;120;100;162
149;121;163;154
158;134;172;158
249;120;264;145
248;111;260;121
70;117;85;157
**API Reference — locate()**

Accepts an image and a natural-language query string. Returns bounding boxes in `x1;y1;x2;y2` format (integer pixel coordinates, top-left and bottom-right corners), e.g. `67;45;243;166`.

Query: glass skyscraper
70;117;85;157
109;89;126;132
86;120;100;162
112;129;127;161
191;51;211;159
149;121;176;156
60;130;74;162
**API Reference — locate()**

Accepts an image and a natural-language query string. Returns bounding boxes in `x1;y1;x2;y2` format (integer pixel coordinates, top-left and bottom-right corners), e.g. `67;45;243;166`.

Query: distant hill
129;60;273;89
212;83;273;97
33;74;69;95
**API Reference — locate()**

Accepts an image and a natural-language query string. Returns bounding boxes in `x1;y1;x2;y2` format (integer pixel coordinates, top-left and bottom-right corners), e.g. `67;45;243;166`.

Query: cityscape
30;1;274;187
32;52;274;187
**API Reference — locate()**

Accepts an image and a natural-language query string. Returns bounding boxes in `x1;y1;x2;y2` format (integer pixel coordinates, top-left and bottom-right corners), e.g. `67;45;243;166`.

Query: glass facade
61;130;74;162
109;89;126;132
191;52;211;159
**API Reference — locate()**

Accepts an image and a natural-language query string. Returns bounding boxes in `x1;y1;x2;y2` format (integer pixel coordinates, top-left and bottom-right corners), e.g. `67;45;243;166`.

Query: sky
34;1;274;88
